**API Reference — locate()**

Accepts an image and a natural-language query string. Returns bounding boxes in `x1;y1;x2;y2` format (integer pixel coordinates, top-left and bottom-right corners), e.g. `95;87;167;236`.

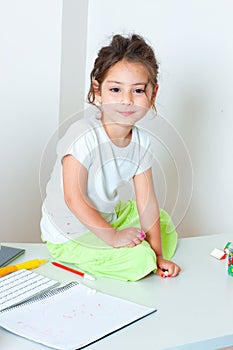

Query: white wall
85;0;233;237
0;1;63;242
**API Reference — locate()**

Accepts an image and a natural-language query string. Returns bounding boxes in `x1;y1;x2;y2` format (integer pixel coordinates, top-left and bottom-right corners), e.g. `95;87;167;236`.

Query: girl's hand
111;228;146;248
156;256;181;278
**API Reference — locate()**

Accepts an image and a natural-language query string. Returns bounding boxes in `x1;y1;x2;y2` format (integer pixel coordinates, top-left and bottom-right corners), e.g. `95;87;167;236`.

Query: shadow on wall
161;65;232;237
168;85;208;238
138;109;193;238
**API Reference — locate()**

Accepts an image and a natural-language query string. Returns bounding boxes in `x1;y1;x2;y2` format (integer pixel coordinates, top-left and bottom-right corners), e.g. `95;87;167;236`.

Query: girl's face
93;60;158;126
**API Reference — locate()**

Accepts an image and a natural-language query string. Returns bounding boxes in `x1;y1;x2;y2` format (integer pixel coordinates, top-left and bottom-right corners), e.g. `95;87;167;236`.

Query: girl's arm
133;168;181;277
62;154;144;248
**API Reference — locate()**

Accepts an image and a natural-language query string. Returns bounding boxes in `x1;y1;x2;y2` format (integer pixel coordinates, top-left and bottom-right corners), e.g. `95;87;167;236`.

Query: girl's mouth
118;111;135;117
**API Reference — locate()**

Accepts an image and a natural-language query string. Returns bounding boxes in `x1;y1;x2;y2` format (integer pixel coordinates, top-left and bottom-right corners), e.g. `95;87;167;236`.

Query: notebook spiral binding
0;281;79;314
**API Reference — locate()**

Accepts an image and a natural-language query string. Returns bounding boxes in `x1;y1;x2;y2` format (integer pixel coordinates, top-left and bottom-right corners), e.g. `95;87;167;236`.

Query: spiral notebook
0;269;60;312
0;281;156;350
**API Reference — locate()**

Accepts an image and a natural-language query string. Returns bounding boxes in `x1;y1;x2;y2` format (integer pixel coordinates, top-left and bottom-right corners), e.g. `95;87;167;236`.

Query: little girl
41;33;181;281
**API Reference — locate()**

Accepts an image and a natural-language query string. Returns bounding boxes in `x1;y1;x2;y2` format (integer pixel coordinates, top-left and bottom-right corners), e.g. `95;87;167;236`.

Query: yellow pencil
0;259;47;277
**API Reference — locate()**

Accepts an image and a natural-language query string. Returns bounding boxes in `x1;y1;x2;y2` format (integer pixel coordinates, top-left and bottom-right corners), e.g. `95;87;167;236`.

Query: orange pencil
0;259;47;277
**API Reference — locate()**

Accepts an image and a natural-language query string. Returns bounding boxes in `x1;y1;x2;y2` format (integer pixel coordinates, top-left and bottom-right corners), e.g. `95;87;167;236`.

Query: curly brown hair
87;34;159;109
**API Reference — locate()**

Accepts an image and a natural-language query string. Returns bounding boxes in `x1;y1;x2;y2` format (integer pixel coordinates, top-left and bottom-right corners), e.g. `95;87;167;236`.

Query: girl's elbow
64;194;77;211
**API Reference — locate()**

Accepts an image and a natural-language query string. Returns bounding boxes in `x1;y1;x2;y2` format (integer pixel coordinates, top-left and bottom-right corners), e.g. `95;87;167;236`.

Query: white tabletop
1;233;233;350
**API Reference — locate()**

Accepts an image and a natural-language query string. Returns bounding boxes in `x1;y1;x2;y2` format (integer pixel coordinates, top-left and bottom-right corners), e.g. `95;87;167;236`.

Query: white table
1;233;233;350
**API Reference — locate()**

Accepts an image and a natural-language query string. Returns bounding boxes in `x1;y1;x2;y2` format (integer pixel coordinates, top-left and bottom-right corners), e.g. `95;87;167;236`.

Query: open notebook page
0;281;156;350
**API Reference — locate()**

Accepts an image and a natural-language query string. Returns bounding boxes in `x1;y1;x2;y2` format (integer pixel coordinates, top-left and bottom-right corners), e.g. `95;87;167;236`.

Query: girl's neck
101;117;133;148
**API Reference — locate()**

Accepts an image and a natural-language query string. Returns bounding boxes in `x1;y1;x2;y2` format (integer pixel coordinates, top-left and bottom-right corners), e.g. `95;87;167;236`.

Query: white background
1;0;232;242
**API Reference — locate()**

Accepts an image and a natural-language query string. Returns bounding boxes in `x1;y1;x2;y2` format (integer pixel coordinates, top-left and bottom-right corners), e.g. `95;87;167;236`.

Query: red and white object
210;248;226;260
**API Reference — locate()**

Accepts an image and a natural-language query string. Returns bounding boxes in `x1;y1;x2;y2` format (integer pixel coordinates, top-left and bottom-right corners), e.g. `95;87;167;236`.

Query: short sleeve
56;119;96;170
134;128;154;175
66;135;93;169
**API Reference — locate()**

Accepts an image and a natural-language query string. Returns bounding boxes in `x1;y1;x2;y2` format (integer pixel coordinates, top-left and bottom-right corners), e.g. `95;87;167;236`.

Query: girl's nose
121;91;133;105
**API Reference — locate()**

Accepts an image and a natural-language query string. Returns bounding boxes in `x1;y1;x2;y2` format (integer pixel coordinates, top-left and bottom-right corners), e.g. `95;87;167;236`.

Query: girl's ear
151;84;159;106
92;80;101;102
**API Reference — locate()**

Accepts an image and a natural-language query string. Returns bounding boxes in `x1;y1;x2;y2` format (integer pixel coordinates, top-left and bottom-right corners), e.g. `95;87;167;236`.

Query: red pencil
51;261;95;281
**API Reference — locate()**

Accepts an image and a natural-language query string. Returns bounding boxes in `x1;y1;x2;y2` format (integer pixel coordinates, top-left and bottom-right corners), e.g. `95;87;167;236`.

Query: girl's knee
134;242;156;264
124;242;156;281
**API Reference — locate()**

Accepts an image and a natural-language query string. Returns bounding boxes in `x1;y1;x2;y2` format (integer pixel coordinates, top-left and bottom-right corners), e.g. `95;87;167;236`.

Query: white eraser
210;248;226;260
87;288;96;295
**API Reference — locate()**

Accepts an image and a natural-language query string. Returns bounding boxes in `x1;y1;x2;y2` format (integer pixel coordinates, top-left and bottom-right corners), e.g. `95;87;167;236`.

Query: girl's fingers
157;264;181;278
133;237;142;245
156;268;166;277
169;264;181;277
137;229;146;240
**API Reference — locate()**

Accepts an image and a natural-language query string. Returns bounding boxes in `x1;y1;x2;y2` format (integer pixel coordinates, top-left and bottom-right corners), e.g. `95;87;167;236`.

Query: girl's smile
118;110;135;117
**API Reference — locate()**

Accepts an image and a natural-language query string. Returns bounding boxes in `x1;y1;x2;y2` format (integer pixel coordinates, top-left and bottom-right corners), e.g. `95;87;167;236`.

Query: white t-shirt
41;113;154;244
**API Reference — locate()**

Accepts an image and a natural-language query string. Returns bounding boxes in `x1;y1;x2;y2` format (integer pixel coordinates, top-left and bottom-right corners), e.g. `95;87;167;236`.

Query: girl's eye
110;88;120;93
134;88;145;94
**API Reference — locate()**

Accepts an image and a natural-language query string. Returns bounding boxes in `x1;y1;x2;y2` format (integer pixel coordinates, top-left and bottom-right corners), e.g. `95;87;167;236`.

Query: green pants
45;201;178;281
